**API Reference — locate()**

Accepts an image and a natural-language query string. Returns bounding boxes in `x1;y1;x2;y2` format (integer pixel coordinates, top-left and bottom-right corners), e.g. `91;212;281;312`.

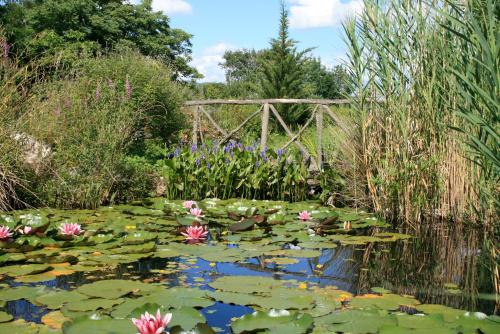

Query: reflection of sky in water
1;239;495;333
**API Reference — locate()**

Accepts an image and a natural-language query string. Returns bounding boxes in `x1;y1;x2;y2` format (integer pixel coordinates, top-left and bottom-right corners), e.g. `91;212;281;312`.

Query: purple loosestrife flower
64;98;72;110
125;77;132;98
2;41;10;59
54;104;62;117
276;149;284;159
95;84;101;100
191;144;198;153
195;158;200;167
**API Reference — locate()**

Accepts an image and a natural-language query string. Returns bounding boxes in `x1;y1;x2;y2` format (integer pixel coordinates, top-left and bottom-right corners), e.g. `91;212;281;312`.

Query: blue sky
135;0;363;82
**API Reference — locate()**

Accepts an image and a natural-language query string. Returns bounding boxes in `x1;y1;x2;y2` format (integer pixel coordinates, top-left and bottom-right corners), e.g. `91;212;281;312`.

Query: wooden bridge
184;99;350;171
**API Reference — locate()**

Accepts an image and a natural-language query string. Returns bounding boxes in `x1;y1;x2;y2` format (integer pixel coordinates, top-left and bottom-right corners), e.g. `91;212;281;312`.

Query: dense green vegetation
0;0;497;229
159;141;309;201
0;0;498;331
342;0;498;227
0;0;198;80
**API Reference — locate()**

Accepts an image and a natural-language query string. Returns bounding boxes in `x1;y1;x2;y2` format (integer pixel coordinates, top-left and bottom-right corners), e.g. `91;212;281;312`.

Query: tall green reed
343;0;494;225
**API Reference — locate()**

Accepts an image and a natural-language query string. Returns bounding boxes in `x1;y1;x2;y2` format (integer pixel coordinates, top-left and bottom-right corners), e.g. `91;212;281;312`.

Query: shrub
22;51;186;208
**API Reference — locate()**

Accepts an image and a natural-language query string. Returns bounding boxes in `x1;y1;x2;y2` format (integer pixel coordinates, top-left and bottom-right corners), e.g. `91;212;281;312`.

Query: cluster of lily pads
0;215;83;244
0;198;498;333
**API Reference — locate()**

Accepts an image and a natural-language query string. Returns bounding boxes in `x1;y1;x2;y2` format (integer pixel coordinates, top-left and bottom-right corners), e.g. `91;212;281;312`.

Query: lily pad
231;310;313;334
76;280;156;299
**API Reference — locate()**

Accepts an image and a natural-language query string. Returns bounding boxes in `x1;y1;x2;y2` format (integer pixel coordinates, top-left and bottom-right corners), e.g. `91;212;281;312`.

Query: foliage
0;31;38;211
0;0;198;80
259;2;311;124
159;141;310;201
343;0;497;225
302;59;352;100
10;53;188;208
442;0;499;218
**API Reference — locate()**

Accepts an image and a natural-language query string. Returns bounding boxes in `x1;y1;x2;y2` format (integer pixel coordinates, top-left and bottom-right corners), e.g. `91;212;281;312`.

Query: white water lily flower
268;309;290;317
474;312;487;319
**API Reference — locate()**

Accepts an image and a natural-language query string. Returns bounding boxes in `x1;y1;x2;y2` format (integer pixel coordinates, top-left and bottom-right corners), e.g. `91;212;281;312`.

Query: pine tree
260;1;311;124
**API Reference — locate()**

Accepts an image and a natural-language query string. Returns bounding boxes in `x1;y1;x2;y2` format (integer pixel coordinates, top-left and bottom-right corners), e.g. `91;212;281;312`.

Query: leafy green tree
303;58;352;99
0;0;198;80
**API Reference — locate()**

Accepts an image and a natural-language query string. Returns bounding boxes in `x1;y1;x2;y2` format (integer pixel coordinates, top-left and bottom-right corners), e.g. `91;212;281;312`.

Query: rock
12;133;51;173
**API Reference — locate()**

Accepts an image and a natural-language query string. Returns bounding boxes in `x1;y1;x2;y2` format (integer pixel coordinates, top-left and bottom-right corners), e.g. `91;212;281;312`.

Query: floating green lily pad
231;310;313;334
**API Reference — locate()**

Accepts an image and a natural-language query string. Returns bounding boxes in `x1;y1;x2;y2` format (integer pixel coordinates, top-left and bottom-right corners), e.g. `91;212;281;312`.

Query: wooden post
192;106;199;145
260;103;270;149
316;105;324;170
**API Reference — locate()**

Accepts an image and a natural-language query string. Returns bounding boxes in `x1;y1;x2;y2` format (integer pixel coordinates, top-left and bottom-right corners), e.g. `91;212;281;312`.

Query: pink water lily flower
19;226;33;235
189;208;203;217
181;225;209;242
183;200;196;209
59;223;82;236
0;225;12;240
132;309;172;334
298;211;312;221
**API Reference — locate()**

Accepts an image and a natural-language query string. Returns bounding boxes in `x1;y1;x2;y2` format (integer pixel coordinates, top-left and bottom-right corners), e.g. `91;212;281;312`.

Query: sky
135;0;363;82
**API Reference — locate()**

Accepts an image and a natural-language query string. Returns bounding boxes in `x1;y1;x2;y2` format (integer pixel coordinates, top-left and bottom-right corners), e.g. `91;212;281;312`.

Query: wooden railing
184;99;350;171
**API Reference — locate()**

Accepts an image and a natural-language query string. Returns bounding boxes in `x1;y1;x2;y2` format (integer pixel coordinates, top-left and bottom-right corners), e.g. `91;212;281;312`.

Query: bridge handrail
184;98;350;106
185;98;351;171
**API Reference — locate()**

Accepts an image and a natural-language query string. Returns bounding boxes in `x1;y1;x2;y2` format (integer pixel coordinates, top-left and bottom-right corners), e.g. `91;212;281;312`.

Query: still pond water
0;198;498;333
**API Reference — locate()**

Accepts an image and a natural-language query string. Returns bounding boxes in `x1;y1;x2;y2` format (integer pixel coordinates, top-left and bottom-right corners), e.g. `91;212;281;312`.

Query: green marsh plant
160;141;309;201
343;0;498;225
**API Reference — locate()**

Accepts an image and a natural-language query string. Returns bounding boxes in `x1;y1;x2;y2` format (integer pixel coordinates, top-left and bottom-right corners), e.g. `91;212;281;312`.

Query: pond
0;198;498;333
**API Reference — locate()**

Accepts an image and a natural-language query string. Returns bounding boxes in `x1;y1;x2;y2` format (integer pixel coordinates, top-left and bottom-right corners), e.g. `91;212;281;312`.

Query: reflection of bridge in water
185;99;350;172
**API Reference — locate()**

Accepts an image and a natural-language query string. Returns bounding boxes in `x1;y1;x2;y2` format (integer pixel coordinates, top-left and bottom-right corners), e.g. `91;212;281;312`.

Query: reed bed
343;0;498;226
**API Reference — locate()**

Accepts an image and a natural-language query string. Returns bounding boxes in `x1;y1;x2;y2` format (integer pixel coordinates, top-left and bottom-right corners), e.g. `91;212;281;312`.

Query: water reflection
353;223;498;314
1;223;497;332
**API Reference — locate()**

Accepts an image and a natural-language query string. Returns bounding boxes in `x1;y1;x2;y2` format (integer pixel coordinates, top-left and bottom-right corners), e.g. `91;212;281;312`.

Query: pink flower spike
59;223;82;236
298;211;312;221
183;200;196;209
19;226;33;235
189;208;203;217
131;309;172;334
181;225;209;242
0;225;12;240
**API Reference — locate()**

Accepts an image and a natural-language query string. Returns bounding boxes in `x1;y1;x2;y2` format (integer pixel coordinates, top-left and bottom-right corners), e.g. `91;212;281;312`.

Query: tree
0;0;198;80
303;58;352;99
260;1;311;124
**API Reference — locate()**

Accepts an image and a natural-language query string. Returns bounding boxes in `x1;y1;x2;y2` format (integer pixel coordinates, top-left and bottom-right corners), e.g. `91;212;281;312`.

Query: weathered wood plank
322;104;351;134
185;98;350;106
199;105;228;136
268;104;317;171
192;106;199;145
260;103;270;149
316;107;324;170
220;105;263;144
282;106;318;150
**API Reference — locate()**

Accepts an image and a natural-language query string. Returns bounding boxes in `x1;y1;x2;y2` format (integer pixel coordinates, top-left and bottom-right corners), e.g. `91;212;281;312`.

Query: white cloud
151;0;192;15
191;43;237;82
288;0;363;29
